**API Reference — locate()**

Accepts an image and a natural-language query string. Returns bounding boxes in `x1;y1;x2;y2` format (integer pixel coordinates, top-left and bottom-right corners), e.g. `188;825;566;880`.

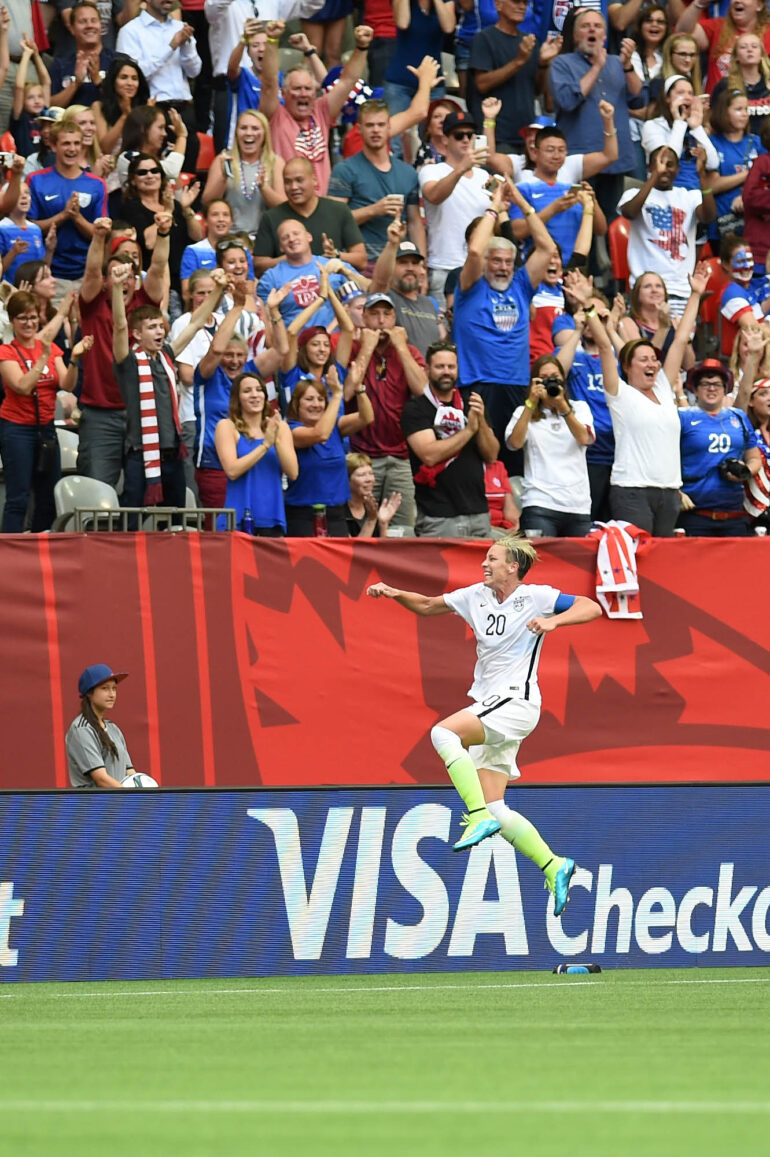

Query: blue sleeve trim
554;593;576;613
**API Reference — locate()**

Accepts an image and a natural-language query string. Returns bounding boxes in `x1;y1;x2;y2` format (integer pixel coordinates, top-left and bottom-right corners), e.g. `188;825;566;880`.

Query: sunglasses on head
215;239;249;253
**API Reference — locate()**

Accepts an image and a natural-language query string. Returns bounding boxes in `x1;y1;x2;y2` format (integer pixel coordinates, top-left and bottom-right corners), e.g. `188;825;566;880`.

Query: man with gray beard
369;218;443;356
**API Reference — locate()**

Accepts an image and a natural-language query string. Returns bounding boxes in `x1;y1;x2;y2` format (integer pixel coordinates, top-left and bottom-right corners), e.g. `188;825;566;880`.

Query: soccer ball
121;773;159;789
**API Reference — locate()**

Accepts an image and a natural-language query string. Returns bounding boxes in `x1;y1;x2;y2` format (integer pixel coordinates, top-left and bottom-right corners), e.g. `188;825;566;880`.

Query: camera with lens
718;457;751;482
542;376;563;397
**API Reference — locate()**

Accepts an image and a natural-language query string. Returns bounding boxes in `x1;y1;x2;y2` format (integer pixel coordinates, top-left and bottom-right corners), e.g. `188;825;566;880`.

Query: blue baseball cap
519;115;557;139
78;664;128;696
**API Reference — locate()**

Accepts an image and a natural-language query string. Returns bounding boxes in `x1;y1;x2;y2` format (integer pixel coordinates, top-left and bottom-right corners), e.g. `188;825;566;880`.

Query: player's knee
430;724;463;762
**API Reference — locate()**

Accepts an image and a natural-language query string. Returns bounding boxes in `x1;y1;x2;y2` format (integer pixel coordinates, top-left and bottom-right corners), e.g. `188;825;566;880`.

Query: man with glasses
419;108;499;306
328;99;424;270
28;120;108;300
401;340;498;537
678;359;763;536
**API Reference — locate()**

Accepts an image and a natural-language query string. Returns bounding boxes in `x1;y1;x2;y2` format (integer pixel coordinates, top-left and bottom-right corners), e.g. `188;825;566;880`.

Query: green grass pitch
2;968;769;1156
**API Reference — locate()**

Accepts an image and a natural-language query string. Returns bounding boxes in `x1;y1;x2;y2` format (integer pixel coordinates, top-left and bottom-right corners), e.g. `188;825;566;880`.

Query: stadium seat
608;217;631;288
698;256;731;358
52;476;120;531
56;427;79;475
196;132;215;175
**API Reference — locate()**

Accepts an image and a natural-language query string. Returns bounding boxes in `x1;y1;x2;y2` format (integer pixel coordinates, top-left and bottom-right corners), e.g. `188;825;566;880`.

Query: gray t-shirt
65;715;133;788
389;289;441;357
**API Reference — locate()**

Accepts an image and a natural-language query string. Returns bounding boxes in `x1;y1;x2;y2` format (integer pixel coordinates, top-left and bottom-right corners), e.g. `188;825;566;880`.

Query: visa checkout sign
1;786;769;982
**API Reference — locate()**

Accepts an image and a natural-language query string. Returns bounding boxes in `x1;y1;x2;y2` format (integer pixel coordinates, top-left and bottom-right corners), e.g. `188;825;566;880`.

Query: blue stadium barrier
1;785;769;982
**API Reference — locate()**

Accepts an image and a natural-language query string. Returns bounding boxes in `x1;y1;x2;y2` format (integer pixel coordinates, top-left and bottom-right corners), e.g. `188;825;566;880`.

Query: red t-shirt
348;337;426;459
364;0;397;39
0;340;63;425
79;284;154;408
484;459;514;528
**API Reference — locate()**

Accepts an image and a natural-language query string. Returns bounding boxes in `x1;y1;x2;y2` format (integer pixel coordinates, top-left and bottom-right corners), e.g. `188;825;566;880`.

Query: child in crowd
9;36;50;158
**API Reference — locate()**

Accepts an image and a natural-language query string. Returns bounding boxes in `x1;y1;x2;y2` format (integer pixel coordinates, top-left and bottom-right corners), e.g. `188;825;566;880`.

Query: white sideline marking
1;976;768;1000
0;1099;768;1115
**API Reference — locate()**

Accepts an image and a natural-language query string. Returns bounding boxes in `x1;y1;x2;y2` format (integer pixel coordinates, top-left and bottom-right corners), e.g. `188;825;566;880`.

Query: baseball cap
686;359;733;392
519;114;557;140
297;325;328;348
364;292;395;310
78;664;128;696
395;241;425;262
731;247;755;271
37;107;66;123
442;109;479;137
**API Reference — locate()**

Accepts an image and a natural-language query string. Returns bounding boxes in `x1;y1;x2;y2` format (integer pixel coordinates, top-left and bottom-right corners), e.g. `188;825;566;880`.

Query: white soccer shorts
467;696;541;779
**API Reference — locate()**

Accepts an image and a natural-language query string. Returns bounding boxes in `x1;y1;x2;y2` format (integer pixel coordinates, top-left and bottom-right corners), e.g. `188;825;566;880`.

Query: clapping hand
177;180;200;210
538;34;562;65
264;412;280;446
378;491;402;529
71;334;94;360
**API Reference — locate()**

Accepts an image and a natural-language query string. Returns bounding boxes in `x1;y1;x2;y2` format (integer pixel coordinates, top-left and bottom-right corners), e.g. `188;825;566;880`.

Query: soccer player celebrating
367;535;601;916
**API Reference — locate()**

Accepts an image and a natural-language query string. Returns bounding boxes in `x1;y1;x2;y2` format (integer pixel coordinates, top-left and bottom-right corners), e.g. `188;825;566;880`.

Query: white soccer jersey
443;582;561;707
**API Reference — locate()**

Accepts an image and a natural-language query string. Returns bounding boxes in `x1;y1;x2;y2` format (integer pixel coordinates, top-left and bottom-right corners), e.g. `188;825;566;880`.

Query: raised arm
366;582;453;615
661;261;711;389
326;26;374;122
178;269;228;364
459;182;505;292
389;57;442;137
259;20;284;121
111;264;132;364
563;269;619;394
144;210;172;304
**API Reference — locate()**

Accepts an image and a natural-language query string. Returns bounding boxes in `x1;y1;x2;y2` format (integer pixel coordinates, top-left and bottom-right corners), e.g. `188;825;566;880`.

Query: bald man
253;157;367;276
256;218;366;329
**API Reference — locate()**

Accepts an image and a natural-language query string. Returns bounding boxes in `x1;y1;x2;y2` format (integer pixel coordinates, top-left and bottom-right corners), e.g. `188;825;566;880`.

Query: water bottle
312;504;328;537
241;508;254;535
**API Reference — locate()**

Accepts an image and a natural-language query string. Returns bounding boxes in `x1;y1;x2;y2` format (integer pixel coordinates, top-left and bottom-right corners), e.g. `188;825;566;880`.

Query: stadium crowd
1;0;770;538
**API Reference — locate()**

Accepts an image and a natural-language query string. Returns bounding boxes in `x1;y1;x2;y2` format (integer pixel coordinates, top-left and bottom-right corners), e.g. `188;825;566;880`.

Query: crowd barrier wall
0;534;768;790
1;785;768;982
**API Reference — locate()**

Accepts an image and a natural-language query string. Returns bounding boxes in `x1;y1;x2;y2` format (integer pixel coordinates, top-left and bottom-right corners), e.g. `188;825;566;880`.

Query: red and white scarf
413;384;467;488
134;346;183;505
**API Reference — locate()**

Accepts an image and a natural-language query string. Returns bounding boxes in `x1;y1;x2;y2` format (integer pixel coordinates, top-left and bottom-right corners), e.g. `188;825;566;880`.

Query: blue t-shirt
257;256;354;329
279;363;348;412
708;132;765;223
454;267;536;386
328;153;420;261
194;356;260;470
219;432;286;531
385;0;444;89
512;180;583;264
679;405;758;508
27;168;108;279
180;239;255;282
0;219;46;283
285;419;349;507
456;0;498;45
565;347;613;465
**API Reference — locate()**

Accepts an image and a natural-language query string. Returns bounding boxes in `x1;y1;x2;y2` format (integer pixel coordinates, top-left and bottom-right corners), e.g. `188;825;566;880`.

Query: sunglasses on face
452;131;475;140
135;166;161;176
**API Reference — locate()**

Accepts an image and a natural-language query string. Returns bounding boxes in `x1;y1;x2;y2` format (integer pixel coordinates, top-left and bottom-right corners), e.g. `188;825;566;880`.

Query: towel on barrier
588;521;651;619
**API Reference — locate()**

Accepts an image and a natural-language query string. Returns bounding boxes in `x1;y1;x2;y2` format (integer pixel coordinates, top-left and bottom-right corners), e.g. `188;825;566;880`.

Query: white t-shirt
169;317;213;424
418;163;491;270
443;581;561;707
606;368;682;488
505;399;594;514
617;185;702;299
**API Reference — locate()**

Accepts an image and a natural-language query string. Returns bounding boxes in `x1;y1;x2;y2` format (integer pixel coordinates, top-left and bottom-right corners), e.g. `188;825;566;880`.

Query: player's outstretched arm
366;583;452;616
527;595;602;636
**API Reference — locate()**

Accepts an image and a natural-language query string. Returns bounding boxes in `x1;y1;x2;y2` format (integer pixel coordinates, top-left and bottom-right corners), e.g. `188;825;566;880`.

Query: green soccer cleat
452;811;501;852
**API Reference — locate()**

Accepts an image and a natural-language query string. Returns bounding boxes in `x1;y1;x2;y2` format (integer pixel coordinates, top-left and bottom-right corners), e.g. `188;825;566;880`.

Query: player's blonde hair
497;534;538;579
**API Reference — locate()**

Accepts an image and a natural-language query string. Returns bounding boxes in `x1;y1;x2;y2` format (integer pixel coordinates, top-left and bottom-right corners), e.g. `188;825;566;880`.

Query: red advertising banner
0;534;768;789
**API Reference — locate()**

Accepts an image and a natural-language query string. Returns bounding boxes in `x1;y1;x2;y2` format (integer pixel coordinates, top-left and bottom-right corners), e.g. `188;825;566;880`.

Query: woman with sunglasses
0;291;88;532
119;153;202;307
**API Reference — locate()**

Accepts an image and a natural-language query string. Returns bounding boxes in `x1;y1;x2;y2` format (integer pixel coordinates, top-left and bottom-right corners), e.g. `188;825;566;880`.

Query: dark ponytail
80;695;119;760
